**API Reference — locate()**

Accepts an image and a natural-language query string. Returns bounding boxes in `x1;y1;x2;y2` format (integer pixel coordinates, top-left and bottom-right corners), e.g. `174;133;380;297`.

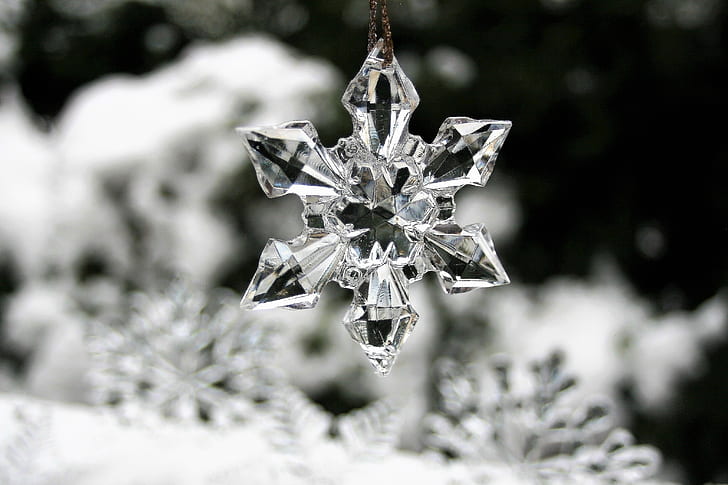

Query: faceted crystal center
334;161;435;264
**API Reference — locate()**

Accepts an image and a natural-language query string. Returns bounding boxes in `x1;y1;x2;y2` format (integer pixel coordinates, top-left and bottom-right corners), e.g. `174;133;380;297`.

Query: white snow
457;267;728;410
629;293;727;409
0;35;343;407
425;45;478;88
0;395;455;485
0;93;56;279
0;394;682;485
56;36;338;174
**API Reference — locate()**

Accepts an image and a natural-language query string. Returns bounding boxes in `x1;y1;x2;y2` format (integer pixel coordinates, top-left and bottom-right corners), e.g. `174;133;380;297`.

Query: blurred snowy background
0;0;726;484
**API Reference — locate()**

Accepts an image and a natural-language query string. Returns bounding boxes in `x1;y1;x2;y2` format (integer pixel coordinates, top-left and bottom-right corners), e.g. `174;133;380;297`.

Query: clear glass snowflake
87;281;278;424
425;352;662;483
237;39;511;375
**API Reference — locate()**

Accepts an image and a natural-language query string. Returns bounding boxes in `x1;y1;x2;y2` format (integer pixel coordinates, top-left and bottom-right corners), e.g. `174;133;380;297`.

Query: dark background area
2;0;727;483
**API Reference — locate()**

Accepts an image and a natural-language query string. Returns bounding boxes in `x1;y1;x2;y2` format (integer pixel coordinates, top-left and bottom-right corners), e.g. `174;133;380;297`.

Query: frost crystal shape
87;282;277;424
238;40;510;375
425;353;662;483
267;385;400;457
0;408;55;485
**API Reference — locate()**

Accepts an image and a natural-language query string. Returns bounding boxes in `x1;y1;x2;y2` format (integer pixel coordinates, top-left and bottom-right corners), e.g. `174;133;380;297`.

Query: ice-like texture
343;264;418;375
342;46;420;159
242;233;345;310
238;40;510;374
425;222;510;293
424;118;511;189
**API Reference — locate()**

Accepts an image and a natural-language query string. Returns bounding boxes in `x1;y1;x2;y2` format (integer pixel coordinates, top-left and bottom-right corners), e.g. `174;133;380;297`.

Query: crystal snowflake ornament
238;40;510;375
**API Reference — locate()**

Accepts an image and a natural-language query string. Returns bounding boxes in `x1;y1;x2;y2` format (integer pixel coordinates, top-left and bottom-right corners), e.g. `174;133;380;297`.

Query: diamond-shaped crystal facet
424;118;511;191
335;159;436;265
342;41;419;159
242;233;345;310
237;40;511;375
343;264;418;375
238;121;345;198
425;223;509;294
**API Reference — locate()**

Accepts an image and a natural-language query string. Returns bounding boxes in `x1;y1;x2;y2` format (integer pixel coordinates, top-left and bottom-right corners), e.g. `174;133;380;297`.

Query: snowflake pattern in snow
266;384;401;457
87;281;277;424
0;406;60;485
237;39;510;375
425;352;661;483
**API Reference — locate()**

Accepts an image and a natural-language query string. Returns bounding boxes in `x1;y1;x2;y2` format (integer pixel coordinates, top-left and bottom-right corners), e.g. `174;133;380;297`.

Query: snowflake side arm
237;120;347;198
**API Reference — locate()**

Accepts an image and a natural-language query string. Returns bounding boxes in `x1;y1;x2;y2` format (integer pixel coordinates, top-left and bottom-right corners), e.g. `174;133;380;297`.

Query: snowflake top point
237;44;511;375
342;39;419;159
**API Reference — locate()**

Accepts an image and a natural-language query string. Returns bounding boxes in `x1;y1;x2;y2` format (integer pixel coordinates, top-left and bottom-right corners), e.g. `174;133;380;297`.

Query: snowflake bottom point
365;349;397;376
343;293;418;376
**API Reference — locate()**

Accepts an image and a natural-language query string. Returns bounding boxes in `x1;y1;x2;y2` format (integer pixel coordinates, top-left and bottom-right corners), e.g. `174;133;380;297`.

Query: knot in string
368;0;394;65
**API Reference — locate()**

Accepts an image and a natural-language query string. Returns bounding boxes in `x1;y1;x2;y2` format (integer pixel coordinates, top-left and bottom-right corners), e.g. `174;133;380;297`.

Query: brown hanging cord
368;0;394;65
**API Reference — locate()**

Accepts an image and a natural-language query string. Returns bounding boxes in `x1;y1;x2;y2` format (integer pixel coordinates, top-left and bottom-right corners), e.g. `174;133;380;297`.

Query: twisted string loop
368;0;394;65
